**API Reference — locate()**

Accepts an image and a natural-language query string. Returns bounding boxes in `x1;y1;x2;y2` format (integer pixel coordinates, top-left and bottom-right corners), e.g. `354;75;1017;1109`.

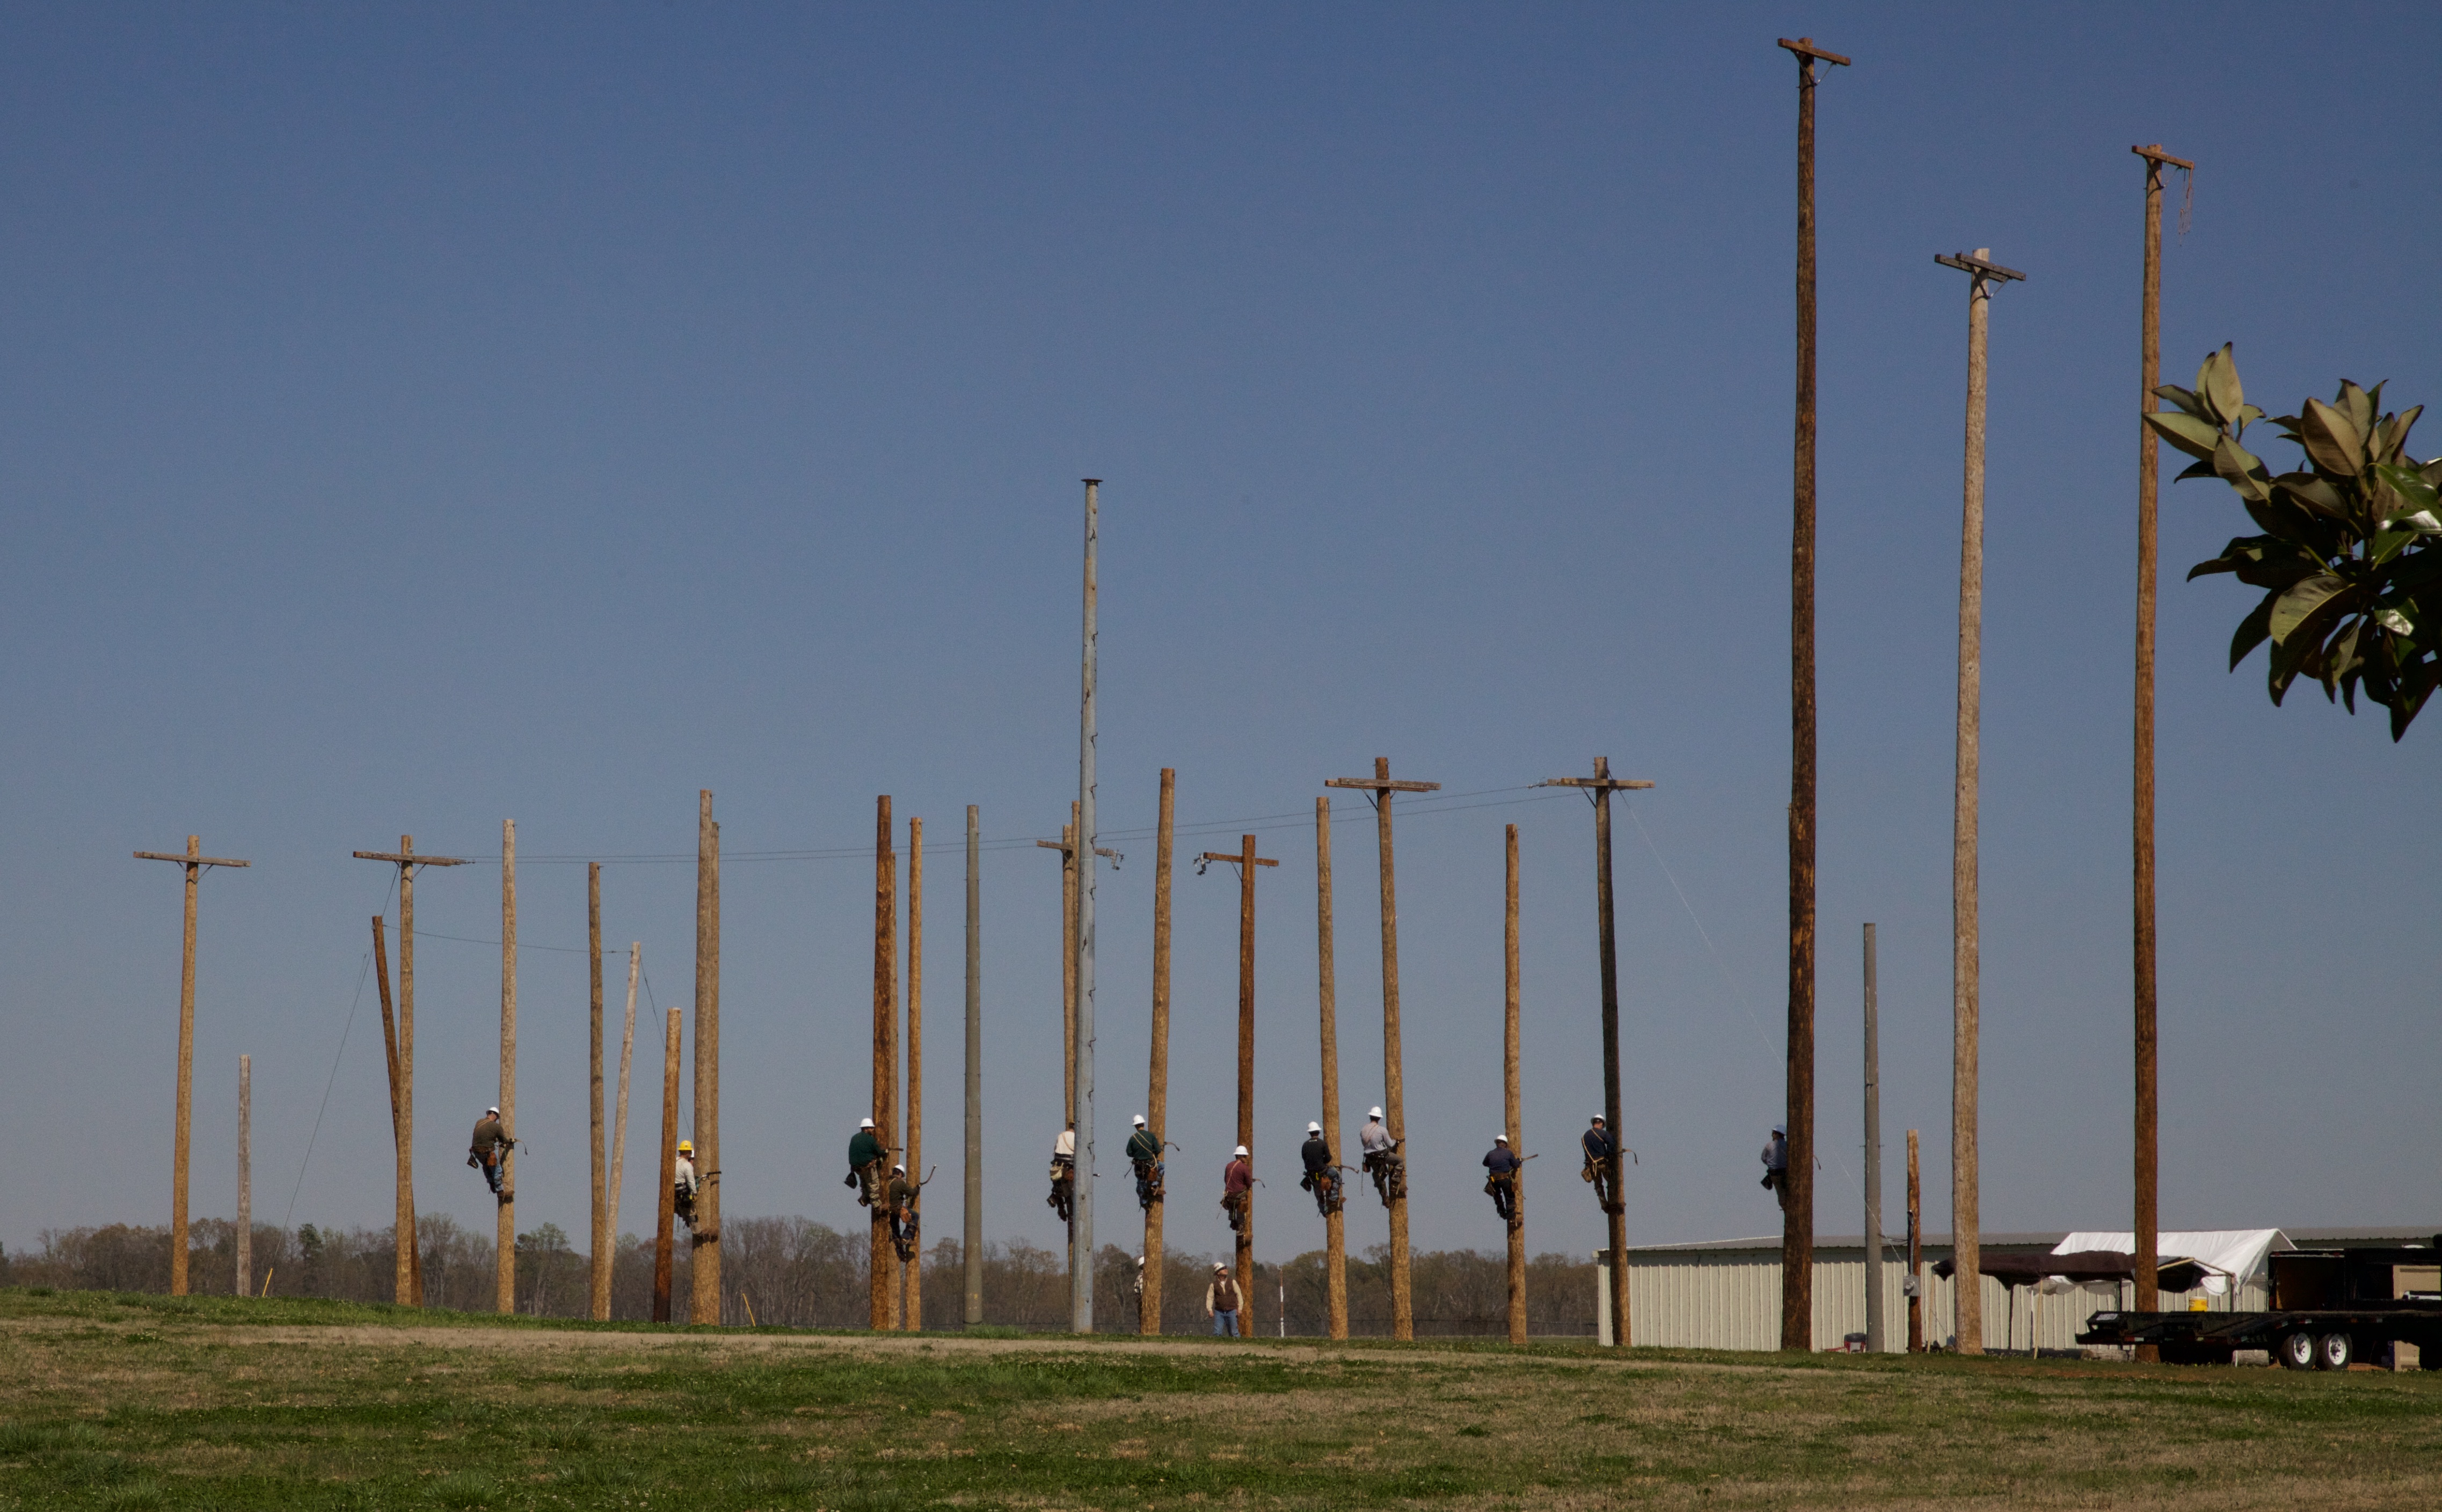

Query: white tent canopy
2053;1230;2293;1288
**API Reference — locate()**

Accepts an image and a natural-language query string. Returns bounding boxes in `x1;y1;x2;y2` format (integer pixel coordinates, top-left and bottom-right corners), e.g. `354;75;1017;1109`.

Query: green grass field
2;1285;2437;1510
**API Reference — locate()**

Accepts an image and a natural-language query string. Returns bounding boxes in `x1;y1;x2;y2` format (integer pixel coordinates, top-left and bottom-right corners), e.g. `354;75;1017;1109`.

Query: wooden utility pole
1862;922;1882;1353
689;793;721;1324
1144;770;1176;1335
1504;824;1526;1347
1323;759;1440;1341
964;805;984;1328
654;1006;681;1323
905;814;925;1332
353;837;468;1306
369;918;422;1304
1906;1128;1923;1352
2132;141;2191;1353
1778;32;1848;1354
1074;477;1102;1339
498;819;519;1316
610;943;639;1277
590;864;610;1321
135;836;251;1296
236;1054;251;1298
1936;246;2024;1357
1314;795;1347;1340
873;795;900;1331
1539;758;1654;1348
1201;835;1278;1337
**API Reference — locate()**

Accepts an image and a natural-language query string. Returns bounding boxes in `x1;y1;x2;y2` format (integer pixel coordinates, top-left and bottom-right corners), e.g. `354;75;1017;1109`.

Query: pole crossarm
353;851;471;867
1198;852;1278;869
1036;837;1120;864
1324;777;1440;796
2131;143;2195;171
1537;775;1655;793
1777;36;1851;68
1934;251;2027;284
135;851;251;869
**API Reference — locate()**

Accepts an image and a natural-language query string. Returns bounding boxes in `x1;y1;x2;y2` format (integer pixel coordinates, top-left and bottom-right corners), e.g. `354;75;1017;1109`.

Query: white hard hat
1136;1255;1146;1267
1133;1114;1147;1126
859;1117;876;1129
1307;1121;1322;1134
1495;1134;1510;1143
1368;1106;1384;1119
893;1164;905;1174
486;1107;499;1117
1233;1144;1249;1157
1591;1114;1605;1123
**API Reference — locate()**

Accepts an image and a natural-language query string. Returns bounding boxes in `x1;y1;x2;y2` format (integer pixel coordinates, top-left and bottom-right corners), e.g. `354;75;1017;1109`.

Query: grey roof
1623;1225;2436;1257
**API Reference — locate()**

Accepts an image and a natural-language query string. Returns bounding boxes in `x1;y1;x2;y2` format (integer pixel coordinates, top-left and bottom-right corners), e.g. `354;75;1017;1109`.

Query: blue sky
3;4;2437;1275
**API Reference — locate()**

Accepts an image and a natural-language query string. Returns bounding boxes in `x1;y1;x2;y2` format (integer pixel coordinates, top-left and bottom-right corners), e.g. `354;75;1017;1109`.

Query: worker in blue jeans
1206;1263;1242;1336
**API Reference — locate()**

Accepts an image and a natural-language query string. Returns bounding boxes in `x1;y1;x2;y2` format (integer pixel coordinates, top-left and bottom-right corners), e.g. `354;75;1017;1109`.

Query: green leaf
2380;405;2422;463
2145;410;2224;460
2200;343;2243;425
2299;398;2366;475
2269;573;2347;644
2212;434;2270;501
2175;458;2220;483
2152;385;2211;421
2228;592;2276;669
2340;381;2378;440
2275;473;2344;516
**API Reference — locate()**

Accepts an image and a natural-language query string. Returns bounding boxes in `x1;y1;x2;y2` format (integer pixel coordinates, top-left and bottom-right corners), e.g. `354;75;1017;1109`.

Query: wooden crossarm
1935;251;2027;284
134;851;251;868
2131;143;2195;171
1539;777;1656;792
353;851;471;866
1198;853;1278;867
1324;778;1439;794
1778;36;1851;67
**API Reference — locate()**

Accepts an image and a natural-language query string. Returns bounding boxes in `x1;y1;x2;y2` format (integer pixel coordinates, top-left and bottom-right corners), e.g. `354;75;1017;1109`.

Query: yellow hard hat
678;1140;694;1154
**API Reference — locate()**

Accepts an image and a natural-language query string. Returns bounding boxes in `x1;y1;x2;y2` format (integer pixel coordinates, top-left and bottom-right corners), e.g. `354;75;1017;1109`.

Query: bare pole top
1934;251;2028;284
1777;36;1851;68
2131;143;2195;171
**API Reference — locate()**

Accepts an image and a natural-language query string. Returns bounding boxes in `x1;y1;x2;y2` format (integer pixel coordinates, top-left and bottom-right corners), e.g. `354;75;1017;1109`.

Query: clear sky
4;4;2436;1274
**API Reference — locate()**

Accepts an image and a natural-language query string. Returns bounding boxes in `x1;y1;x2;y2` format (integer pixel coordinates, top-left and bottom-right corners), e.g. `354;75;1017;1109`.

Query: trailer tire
2316;1333;2353;1371
2278;1331;2317;1371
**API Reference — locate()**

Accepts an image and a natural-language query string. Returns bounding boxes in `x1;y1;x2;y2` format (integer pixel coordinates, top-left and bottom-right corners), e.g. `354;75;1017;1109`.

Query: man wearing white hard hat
1205;1261;1243;1337
1126;1114;1166;1210
1299;1121;1340;1215
1483;1134;1523;1229
1048;1121;1077;1223
848;1117;887;1207
1582;1116;1622;1215
1359;1106;1402;1205
468;1107;512;1200
1221;1145;1253;1235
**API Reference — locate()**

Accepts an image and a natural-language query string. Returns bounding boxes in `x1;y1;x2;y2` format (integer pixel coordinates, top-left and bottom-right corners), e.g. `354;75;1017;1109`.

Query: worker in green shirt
1127;1114;1165;1209
848;1117;887;1207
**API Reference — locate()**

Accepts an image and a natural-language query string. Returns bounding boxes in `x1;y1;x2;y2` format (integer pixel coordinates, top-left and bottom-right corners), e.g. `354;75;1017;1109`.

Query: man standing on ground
1206;1261;1242;1337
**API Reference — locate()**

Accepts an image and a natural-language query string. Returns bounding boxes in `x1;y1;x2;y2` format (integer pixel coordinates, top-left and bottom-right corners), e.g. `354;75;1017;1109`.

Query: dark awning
1932;1249;2205;1292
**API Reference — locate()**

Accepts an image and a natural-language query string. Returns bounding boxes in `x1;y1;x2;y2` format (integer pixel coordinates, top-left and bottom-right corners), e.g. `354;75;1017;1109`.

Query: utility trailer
2079;1240;2442;1369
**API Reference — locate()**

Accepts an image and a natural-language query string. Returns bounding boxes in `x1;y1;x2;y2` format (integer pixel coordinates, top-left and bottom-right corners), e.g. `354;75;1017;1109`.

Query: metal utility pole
1862;922;1882;1353
1906;1128;1923;1353
1144;771;1177;1335
1936;245;2024;1356
1778;32;1848;1354
1075;476;1101;1338
369;918;421;1304
498;819;519;1316
1538;758;1654;1348
589;864;610;1321
964;805;985;1327
1314;795;1347;1340
1323;759;1440;1341
905;814;925;1332
353;837;468;1305
236;1054;251;1298
1504;824;1526;1347
1200;835;1278;1336
872;795;900;1331
2132;141;2192;1351
689;793;721;1324
653;1006;681;1323
135;836;251;1296
610;943;639;1274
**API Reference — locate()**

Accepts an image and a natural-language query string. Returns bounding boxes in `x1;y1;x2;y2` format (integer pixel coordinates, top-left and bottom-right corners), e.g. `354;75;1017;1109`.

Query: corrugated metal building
1614;1227;2429;1353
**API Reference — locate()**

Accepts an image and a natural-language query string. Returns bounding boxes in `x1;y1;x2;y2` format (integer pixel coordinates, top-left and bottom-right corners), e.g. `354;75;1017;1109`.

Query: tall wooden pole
2132;141;2189;1350
1906;1128;1923;1352
1539;760;1654;1347
689;794;721;1324
1074;477;1101;1337
1936;246;2022;1355
1862;922;1882;1353
136;835;250;1296
1315;796;1346;1340
498;821;519;1315
964;806;984;1327
653;1006;680;1323
353;837;464;1307
1504;824;1526;1346
872;795;900;1331
905;814;925;1332
1778;32;1847;1354
1202;835;1278;1337
610;943;638;1262
1143;771;1176;1335
236;1054;251;1298
370;917;417;1304
590;863;610;1321
1325;759;1439;1340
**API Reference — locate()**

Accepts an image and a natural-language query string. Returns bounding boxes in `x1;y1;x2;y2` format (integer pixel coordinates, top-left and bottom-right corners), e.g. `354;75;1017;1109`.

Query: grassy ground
1;1286;2437;1510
